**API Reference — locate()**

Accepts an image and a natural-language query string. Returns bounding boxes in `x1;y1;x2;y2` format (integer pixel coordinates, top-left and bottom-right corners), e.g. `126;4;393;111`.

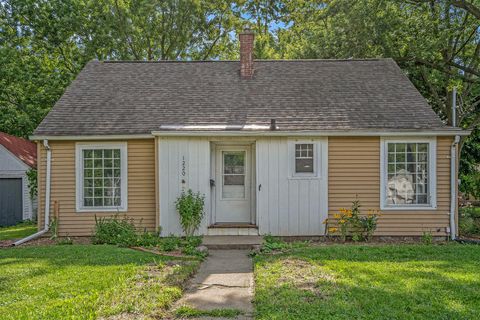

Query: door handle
258;184;262;191
210;179;215;187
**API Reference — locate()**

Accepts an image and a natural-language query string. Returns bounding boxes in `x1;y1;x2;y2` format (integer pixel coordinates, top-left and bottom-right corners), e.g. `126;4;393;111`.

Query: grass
175;306;242;318
0;221;37;240
254;244;480;320
0;245;201;320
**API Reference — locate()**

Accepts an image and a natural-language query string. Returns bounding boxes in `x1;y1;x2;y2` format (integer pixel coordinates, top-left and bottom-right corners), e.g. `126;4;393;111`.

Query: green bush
175;189;205;237
93;215;138;247
159;236;181;252
459;207;480;237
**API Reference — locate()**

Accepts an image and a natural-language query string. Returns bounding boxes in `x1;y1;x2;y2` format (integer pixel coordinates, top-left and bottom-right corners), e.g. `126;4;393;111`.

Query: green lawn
0;245;200;319
0;221;37;240
254;244;480;320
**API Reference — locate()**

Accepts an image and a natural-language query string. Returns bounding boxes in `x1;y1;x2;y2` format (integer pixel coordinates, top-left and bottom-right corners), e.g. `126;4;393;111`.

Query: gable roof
34;58;455;136
0;132;37;168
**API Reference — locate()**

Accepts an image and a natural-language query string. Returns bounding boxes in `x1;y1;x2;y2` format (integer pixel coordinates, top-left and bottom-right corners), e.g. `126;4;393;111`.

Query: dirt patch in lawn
275;258;336;299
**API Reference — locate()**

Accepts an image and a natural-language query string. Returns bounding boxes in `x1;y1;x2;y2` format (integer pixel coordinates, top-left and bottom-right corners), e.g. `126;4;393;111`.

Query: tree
0;0;241;136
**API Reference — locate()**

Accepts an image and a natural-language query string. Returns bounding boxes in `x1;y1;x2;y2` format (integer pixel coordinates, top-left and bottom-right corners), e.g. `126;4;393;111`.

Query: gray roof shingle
34;58;450;136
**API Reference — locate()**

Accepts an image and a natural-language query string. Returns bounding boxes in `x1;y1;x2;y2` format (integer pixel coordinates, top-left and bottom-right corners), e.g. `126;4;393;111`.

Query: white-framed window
380;137;436;210
75;142;128;212
295;143;314;173
288;140;320;178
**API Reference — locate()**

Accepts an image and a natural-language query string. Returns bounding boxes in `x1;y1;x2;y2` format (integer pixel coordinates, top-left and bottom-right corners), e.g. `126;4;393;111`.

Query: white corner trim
380;137;437;211
75;142;128;212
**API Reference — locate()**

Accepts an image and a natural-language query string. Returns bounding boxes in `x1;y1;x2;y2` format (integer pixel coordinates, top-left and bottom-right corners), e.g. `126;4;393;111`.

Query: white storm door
215;146;251;223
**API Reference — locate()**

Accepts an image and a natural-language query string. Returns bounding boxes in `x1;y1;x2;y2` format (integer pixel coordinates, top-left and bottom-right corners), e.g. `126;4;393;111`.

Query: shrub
459;207;480;237
137;231;162;247
175;189;205;237
93;215;138;247
160;236;182;252
326;196;381;242
257;235;308;255
422;231;433;245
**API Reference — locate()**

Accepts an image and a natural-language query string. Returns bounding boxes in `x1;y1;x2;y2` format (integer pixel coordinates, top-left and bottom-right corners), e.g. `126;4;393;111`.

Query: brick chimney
239;28;254;79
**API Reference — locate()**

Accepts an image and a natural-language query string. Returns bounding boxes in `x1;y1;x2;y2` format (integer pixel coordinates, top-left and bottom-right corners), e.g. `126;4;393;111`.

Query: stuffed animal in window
387;169;414;204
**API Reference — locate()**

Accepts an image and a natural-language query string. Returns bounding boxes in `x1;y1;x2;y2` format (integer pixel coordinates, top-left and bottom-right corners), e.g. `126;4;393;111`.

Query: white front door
215;145;251;223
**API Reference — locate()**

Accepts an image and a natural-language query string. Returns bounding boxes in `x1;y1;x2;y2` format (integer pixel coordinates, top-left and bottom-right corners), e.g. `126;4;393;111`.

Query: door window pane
222;151;245;198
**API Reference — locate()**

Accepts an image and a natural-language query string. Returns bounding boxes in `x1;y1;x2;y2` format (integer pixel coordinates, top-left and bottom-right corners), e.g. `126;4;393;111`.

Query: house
0;132;37;226
31;30;468;239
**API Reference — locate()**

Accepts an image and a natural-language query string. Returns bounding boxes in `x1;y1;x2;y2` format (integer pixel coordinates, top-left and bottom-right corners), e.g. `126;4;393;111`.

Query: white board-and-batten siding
158;138;210;236
256;138;328;236
158;137;329;236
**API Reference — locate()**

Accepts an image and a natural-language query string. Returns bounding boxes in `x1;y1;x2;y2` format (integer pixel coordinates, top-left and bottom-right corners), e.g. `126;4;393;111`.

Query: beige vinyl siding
37;139;156;236
328;136;453;236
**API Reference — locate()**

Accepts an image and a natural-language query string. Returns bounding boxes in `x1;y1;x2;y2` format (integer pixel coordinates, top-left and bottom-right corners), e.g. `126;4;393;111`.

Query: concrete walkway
176;250;254;319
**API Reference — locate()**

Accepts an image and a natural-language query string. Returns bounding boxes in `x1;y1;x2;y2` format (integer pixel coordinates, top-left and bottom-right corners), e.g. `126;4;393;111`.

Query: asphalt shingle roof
34;58;450;136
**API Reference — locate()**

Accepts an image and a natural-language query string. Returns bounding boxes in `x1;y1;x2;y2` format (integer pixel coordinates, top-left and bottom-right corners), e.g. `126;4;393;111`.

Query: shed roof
0;132;37;168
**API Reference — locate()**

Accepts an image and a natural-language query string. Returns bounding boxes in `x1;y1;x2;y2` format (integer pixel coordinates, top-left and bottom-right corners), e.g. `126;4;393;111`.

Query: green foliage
93;215;138;247
460;129;480;199
48;216;59;240
459;207;480;236
422;231;434;245
25;168;37;200
258;234;308;255
175;189;205;237
160;236;181;252
92;215;205;256
328;197;380;242
56;236;73;245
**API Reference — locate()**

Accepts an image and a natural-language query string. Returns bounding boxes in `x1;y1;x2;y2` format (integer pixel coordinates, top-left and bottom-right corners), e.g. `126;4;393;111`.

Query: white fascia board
30;134;154;141
151;129;470;137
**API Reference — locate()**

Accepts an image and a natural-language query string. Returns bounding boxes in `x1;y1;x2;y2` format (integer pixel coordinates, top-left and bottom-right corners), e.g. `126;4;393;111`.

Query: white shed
0;132;37;226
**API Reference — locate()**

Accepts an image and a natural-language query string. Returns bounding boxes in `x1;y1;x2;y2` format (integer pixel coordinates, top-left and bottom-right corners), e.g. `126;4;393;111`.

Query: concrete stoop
201;236;263;250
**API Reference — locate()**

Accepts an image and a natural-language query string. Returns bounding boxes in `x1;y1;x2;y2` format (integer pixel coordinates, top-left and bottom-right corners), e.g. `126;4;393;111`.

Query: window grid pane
386;143;429;205
83;148;122;208
295;144;314;173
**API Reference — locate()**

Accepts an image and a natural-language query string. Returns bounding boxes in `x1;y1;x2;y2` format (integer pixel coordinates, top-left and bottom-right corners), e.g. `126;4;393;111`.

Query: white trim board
75;142;128;212
152;129;468;137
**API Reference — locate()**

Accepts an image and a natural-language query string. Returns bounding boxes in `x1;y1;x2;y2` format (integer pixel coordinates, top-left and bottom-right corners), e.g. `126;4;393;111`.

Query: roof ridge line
101;58;391;64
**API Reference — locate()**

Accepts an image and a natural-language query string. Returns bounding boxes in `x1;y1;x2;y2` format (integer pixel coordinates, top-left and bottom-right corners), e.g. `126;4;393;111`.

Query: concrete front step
202;236;263;250
207;227;259;236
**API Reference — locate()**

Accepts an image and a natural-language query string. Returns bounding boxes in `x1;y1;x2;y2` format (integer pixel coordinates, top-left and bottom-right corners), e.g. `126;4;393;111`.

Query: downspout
14;140;51;245
450;88;459;240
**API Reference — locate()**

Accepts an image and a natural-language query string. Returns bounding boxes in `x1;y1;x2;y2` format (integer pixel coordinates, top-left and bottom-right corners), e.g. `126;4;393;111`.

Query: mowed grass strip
0;245;200;320
254;244;480;320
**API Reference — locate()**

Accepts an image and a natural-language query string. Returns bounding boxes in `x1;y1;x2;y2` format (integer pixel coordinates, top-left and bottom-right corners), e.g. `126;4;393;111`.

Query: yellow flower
322;218;328;224
334;213;341;219
328;227;338;233
339;219;346;224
